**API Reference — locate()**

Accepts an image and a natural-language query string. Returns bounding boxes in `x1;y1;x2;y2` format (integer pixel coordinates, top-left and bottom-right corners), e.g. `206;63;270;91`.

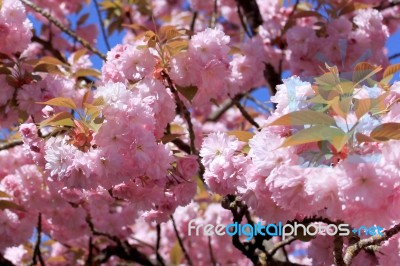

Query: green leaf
269;110;336;126
177;85;198;102
40;112;74;128
370;123;400;141
38;97;77;110
382;64;400;83
281;125;347;151
0;200;25;212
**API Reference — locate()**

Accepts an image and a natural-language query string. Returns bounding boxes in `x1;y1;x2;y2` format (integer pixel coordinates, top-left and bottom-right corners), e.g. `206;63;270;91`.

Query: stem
170;215;193;266
231;95;261;129
189;11;198;38
93;0;111;51
156;224;166;266
208;236;217;266
389;53;400;61
268;237;296;259
20;0;106;61
333;235;345;266
0;140;23;151
29;213;45;266
343;223;400;265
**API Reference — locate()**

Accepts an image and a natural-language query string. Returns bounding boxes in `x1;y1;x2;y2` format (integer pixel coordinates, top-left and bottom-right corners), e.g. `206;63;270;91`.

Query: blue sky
30;2;400;109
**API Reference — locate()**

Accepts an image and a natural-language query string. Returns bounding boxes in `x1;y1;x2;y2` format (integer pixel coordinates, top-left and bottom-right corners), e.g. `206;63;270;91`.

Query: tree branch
20;0;106;61
333;235;345;266
0;140;23;151
29;213;45;266
231;95;260;130
343;223;400;265
234;0;263;36
268;237;296;259
156;224;166;266
93;0;111;51
389;53;400;61
170;215;193;266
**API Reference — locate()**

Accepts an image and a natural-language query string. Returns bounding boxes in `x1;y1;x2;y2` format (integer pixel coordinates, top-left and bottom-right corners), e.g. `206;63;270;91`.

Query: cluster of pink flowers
0;0;400;265
200;75;400;264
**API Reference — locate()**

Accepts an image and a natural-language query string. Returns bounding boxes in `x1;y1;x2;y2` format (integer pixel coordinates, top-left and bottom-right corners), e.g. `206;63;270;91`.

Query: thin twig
29;213;45;266
0;140;23;151
389;53;400;61
343;223;400;265
85;237;94;266
245;93;273;114
170;215;193;266
268;237;296;258
231;95;260;129
20;0;106;61
208;236;217;266
236;4;252;38
161;71;197;155
210;0;218;28
333;235;345;266
93;0;111;51
156;224;166;266
189;11;198;38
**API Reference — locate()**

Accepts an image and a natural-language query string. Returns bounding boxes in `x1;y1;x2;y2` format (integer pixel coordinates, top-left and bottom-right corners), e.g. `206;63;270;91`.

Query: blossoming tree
0;0;400;265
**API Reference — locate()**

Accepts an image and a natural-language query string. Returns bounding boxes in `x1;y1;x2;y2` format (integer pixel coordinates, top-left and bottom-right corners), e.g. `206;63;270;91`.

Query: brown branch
156;224;166;266
29;213;45;266
234;0;263;36
170;215;193;266
161;71;197;155
31;35;67;63
231;95;260;129
268;237;296;259
0;140;23;151
86;215;155;266
208;236;217;266
333;235;345;266
343;223;400;265
0;254;16;266
93;0;111;51
20;0;106;61
389;53;400;61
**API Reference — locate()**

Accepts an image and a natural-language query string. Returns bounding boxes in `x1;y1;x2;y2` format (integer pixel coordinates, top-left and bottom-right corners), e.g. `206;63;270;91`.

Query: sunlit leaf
40;112;74;128
73;68;101;78
281;125;347;151
269;110;336;126
38;97;77;110
227;131;254;142
73;49;88;64
382;64;400;83
370;123;400;141
0;191;11;198
170;241;183;266
353;62;382;86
